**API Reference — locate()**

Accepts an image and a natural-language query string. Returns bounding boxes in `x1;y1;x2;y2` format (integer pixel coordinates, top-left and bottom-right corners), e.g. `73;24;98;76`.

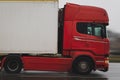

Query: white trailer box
0;0;58;54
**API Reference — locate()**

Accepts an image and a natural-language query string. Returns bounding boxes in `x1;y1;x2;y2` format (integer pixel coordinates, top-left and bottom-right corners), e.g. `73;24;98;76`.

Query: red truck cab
60;3;109;73
0;3;109;75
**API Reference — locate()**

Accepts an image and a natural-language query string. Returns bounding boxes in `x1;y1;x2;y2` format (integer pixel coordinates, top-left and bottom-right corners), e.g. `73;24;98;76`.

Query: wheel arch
71;55;95;74
72;55;95;66
72;53;96;72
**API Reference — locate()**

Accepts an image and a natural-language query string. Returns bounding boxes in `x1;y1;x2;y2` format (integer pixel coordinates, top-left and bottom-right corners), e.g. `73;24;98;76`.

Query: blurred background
108;30;120;55
59;0;120;62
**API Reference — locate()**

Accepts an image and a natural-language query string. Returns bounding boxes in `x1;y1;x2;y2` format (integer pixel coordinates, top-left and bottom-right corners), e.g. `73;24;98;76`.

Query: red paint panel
22;56;72;72
104;38;110;55
64;3;109;23
75;6;108;23
63;21;73;50
83;36;106;55
64;4;79;21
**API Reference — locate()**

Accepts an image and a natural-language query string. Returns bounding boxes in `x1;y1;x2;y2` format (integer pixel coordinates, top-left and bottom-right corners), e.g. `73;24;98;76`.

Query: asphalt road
0;63;120;80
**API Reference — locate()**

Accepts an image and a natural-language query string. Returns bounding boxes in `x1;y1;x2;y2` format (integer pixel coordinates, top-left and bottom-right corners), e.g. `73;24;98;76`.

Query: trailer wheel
4;56;22;73
72;57;93;75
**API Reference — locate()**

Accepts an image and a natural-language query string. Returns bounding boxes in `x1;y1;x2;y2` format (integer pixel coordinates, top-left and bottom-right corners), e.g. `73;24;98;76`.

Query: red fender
71;51;96;63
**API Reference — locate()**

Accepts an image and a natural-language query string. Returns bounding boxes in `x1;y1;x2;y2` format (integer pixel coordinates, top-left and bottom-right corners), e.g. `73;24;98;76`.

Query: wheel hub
7;60;19;71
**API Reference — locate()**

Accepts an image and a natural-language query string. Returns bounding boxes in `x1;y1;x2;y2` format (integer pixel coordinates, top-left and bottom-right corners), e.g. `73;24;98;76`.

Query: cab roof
64;3;109;24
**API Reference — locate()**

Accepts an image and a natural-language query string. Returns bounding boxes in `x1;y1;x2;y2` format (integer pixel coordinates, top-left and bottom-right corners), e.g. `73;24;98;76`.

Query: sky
59;0;120;33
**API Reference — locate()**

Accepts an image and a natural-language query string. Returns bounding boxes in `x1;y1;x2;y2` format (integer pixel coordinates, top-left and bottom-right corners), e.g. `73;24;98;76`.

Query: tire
72;57;93;75
4;56;22;73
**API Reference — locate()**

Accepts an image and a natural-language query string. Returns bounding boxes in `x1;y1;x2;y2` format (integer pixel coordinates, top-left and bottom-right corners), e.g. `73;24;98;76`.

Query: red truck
0;1;109;75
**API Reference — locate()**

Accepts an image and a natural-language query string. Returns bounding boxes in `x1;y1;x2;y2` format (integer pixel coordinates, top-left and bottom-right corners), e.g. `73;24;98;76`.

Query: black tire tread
4;56;22;73
72;57;94;75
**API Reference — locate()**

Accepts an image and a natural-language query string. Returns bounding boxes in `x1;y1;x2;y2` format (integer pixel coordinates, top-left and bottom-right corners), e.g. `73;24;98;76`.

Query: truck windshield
76;23;107;38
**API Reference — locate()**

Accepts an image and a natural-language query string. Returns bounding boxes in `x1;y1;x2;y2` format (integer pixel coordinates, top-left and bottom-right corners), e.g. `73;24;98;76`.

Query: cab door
71;22;91;51
72;22;106;55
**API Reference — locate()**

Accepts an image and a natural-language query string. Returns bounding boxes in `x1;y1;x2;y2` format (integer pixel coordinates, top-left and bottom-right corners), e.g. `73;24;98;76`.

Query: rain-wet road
0;63;120;80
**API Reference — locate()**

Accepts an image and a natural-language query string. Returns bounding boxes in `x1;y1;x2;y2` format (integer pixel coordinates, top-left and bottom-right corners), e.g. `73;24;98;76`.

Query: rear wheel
4;56;22;73
72;57;94;75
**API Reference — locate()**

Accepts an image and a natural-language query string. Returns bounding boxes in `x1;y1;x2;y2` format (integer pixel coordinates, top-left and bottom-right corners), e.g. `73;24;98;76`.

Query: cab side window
94;27;102;36
76;23;87;34
76;22;105;37
76;23;93;35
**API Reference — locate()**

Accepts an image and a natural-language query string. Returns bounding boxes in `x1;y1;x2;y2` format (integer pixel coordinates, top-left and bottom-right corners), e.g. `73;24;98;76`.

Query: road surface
0;63;120;80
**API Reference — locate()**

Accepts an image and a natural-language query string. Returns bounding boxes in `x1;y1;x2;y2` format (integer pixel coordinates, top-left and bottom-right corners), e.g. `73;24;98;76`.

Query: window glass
76;23;87;34
94;27;102;36
76;22;106;38
87;26;92;35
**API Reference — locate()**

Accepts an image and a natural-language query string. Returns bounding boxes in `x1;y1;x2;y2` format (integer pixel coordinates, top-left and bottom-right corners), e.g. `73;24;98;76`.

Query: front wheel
72;57;94;75
4;56;22;73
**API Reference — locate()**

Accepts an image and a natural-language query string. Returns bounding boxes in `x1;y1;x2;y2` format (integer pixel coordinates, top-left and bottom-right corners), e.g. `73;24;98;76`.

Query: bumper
95;56;109;72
